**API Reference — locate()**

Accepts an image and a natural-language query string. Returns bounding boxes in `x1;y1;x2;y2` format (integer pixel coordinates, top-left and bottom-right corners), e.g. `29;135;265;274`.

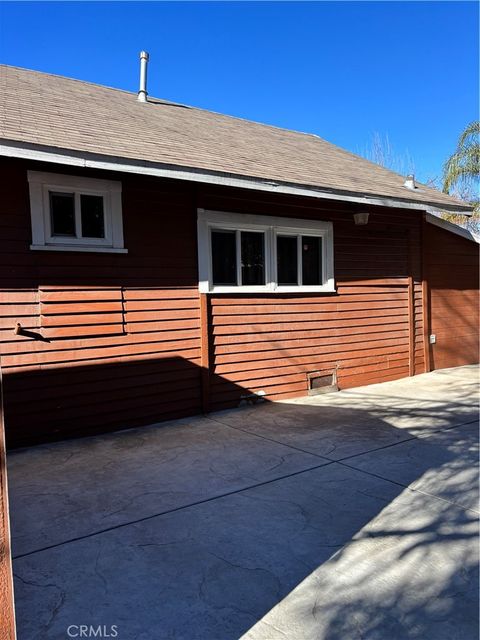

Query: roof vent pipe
137;51;149;102
404;174;416;190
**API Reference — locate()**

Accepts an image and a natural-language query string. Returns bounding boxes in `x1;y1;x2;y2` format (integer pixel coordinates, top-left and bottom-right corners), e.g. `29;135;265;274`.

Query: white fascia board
425;213;480;244
0;139;473;216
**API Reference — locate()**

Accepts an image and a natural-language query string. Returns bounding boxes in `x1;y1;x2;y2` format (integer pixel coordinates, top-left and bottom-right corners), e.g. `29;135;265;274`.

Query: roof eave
425;213;480;244
0;139;473;216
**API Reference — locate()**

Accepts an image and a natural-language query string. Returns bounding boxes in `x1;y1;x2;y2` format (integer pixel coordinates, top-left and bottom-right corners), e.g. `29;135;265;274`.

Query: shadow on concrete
8;377;479;640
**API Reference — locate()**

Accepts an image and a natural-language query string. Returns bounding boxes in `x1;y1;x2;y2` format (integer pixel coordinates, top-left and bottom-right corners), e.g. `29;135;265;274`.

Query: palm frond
458;121;480;148
443;121;480;194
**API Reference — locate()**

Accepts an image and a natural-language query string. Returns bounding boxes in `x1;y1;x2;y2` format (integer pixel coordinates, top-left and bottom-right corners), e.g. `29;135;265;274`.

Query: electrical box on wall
429;334;437;344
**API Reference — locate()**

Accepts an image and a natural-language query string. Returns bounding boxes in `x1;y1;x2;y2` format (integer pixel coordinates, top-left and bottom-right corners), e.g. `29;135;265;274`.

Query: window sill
199;284;337;294
30;244;128;254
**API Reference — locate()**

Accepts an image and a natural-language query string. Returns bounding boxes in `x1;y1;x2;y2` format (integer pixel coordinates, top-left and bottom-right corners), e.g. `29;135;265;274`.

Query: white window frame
27;171;127;253
197;209;335;293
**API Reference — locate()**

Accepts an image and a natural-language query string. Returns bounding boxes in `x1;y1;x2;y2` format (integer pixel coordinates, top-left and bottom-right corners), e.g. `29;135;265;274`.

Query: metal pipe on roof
137;51;149;103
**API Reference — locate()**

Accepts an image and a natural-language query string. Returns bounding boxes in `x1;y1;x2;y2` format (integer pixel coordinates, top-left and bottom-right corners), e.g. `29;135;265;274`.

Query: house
0;62;478;448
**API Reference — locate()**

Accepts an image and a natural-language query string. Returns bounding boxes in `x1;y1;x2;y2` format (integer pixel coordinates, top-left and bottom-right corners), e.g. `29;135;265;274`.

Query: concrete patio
8;365;479;640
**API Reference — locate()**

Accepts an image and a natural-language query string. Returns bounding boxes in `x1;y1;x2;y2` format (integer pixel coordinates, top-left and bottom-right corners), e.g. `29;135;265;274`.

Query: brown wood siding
0;159;430;445
425;222;479;370
198;187;423;410
0;159;202;447
209;283;411;409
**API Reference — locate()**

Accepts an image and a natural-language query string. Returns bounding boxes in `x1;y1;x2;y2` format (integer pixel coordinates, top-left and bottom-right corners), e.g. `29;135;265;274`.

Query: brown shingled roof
0;64;471;213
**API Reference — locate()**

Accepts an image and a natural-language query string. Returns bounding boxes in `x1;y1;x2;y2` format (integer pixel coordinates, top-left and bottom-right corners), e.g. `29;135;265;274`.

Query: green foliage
442;121;480;231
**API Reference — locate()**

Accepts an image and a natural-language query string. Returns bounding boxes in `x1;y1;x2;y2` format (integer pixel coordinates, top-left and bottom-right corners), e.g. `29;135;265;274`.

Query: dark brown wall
1;158;427;446
197;186;424;409
424;222;479;370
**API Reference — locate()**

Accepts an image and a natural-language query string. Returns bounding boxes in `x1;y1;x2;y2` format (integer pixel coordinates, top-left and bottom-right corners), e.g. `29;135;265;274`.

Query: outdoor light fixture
353;212;369;225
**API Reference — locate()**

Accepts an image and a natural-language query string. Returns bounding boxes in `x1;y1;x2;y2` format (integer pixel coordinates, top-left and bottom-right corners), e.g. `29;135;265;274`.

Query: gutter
0;139;473;216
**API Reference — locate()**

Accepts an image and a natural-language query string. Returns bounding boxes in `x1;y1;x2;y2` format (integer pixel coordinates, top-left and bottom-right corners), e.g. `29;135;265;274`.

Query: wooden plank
210;292;408;306
0;328;201;354
124;299;199;311
200;293;210;413
40;289;122;302
212;308;406;326
214;329;409;355
41;312;125;327
4;353;202;376
2;340;201;368
213;322;409;345
214;336;409;365
422;277;431;373
214;343;409;375
211;300;407;315
0;315;39;330
0;363;16;639
0;290;37;303
0;304;39;316
339;366;410;389
41;301;122;314
335;277;409;286
212;315;409;335
123;288;199;301
125;309;199;322
126;319;200;333
408;275;415;376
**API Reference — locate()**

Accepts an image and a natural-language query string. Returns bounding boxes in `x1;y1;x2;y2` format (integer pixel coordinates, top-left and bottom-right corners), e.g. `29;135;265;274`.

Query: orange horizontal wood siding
424;221;479;370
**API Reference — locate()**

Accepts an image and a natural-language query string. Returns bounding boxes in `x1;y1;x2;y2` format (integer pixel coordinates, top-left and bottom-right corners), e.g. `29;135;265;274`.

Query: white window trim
27;171;127;253
197;209;335;293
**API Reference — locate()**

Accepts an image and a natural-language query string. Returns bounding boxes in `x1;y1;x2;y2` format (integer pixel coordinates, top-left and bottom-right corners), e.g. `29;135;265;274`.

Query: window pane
241;231;265;286
81;195;105;238
212;230;237;285
49;192;75;236
277;235;298;285
302;236;322;285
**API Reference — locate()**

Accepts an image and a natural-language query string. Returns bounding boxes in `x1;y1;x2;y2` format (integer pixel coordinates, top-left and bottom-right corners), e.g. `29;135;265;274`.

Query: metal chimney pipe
137;51;149;102
404;174;416;190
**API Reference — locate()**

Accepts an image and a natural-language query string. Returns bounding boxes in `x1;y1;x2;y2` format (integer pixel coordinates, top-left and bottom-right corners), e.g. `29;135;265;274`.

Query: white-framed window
197;209;335;293
27;171;127;253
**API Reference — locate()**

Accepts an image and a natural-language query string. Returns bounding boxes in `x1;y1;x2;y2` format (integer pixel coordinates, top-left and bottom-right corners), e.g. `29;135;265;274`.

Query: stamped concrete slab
13;463;478;640
9;365;479;640
11;465;406;640
242;488;479;640
8;416;326;556
346;421;479;513
214;366;479;460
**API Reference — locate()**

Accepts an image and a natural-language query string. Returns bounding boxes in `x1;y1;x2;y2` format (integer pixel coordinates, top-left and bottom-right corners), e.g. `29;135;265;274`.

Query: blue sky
0;1;477;183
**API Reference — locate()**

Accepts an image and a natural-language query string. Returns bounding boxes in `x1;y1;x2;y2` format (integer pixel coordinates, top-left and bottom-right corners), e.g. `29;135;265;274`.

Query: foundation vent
307;370;338;396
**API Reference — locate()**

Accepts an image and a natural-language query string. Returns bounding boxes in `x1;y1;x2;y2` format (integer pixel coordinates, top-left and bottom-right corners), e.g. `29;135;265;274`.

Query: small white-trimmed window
198;209;335;293
27;171;126;253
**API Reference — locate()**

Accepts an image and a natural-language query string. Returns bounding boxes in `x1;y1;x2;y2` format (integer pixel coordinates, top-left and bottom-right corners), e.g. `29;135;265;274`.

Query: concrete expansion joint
12;457;335;561
12;404;479;561
204;414;331;461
